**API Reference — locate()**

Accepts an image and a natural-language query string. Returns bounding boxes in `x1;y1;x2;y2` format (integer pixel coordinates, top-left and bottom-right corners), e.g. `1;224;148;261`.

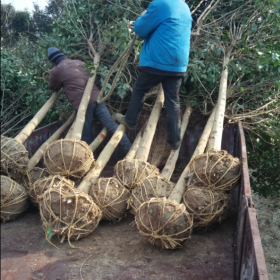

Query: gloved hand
141;10;147;16
128;21;135;33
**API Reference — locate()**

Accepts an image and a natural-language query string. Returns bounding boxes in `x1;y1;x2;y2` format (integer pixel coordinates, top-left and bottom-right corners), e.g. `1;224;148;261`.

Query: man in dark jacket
116;0;192;150
48;47;131;151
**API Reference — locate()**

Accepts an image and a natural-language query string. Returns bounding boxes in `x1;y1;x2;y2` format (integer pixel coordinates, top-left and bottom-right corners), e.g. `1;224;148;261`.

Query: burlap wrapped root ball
129;176;175;215
22;167;50;191
44;139;95;180
189;150;241;191
39;181;102;244
1;175;29;222
183;187;228;229
114;159;159;190
135;197;193;249
1;136;29;180
31;175;68;205
89;177;130;221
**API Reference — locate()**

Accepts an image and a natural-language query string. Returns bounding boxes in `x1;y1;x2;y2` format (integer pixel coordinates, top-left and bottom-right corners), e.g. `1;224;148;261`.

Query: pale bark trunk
207;53;230;151
64;119;76;139
89;127;108;152
78;124;126;194
160;104;192;180
71;54;101;141
168;108;216;203
27;111;76;171
125;130;142;160
14;90;62;144
135;86;164;161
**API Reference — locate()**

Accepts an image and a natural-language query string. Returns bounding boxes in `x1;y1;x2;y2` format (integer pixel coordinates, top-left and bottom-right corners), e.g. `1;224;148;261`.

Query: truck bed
1;122;268;280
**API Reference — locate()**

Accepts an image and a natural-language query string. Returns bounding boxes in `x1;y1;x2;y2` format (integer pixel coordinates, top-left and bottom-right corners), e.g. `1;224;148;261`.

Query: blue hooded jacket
134;0;192;73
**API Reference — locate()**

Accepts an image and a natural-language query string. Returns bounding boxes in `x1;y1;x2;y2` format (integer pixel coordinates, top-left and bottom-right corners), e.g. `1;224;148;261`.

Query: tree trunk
160;104;192;180
135;86;164;161
168;108;216;203
71;54;101;141
208;53;230;150
14;90;62;144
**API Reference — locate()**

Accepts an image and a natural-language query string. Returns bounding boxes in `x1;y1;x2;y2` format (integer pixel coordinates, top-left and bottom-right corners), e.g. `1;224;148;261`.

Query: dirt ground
252;193;280;280
1;162;237;280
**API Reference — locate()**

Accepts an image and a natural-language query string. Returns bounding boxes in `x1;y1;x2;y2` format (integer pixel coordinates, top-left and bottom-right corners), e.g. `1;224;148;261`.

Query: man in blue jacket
116;0;192;150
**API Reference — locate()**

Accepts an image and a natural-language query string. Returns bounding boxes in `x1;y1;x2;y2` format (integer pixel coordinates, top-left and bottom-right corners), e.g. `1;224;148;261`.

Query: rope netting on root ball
183;187;228;229
44;139;95;180
189;150;241;191
114;159;160;190
22;167;50;191
31;175;69;205
1;175;29;222
1;136;29;180
39;179;102;246
135;197;193;249
89;177;130;221
129;176;175;215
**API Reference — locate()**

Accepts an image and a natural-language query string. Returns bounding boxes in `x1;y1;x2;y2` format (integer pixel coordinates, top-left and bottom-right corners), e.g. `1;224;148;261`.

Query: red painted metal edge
239;208;269;280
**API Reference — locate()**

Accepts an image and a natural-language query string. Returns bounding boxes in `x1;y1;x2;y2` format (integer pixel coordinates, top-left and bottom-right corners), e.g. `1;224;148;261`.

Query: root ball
183;187;228;228
189;150;241;191
114;159;159;189
39;182;102;244
1;175;29;222
1;136;29;180
44;139;95;179
31;175;72;205
22;167;50;191
129;176;174;215
135;198;193;249
89;177;130;221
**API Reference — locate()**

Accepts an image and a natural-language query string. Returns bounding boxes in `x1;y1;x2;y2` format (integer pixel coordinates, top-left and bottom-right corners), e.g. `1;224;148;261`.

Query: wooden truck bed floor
1;163;236;280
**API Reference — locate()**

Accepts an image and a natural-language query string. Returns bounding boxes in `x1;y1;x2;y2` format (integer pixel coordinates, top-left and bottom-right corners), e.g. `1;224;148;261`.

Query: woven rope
89;177;130;221
38;181;102;248
1;136;29;178
183;187;228;228
114;159;160;189
31;175;67;205
23;167;50;192
44;139;95;179
129;176;174;215
135;197;193;250
189;150;241;191
1;175;29;221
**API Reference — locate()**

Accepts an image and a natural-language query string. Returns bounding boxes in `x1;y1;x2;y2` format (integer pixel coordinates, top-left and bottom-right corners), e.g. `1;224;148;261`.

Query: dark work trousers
82;102;132;151
125;70;182;149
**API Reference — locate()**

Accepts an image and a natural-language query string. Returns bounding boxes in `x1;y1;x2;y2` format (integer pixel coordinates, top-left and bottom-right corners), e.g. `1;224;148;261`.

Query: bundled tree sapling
28;111;76;171
114;87;165;189
39;122;128;245
129;105;192;214
135;109;216;249
188;52;241;191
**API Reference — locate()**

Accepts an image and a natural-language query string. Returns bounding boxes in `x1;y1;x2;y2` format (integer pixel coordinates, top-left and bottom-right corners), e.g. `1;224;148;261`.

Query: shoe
168;142;180;151
115;113;135;130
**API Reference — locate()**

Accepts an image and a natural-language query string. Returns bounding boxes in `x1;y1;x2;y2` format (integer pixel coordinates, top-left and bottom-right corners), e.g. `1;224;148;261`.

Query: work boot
115;113;135;130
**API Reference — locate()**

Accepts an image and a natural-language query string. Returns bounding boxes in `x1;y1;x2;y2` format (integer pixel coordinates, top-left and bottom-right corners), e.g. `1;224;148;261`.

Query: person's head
48;47;65;66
